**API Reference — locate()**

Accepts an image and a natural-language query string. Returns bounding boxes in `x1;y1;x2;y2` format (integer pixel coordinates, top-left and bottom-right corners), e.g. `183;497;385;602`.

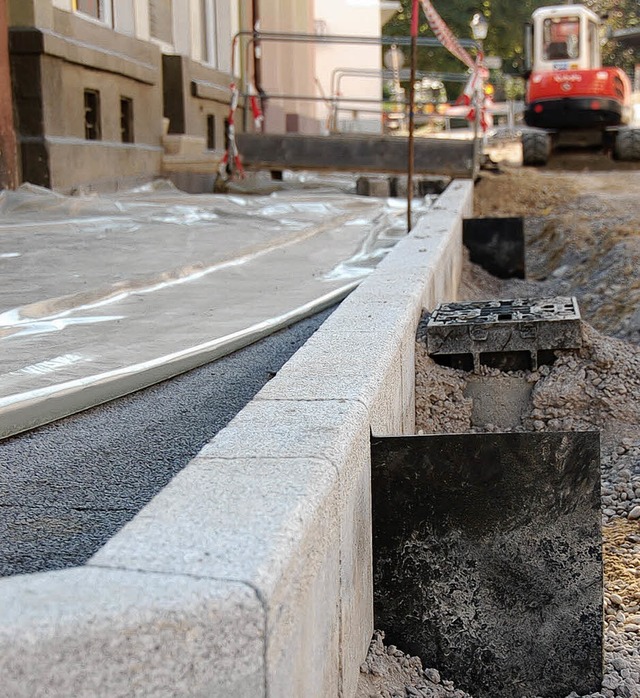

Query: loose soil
357;160;640;698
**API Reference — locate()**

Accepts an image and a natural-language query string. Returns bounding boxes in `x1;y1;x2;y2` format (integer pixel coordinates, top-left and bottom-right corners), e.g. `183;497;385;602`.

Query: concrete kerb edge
0;179;473;698
0;566;266;698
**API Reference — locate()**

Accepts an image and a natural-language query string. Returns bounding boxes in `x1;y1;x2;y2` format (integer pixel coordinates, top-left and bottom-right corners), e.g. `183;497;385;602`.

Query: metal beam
233;29;477;49
372;431;602;698
236;133;476;177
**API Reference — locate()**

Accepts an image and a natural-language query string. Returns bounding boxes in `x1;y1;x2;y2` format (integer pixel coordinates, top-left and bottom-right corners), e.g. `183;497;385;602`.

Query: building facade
6;0;395;192
314;0;385;134
256;0;396;136
8;0;244;192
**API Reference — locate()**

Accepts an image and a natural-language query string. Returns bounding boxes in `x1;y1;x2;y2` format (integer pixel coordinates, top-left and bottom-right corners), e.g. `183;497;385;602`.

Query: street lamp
470;13;488;43
469;13;488;171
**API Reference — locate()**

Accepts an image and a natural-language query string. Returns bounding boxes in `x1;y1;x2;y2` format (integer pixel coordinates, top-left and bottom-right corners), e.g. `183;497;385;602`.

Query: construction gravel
357;166;640;698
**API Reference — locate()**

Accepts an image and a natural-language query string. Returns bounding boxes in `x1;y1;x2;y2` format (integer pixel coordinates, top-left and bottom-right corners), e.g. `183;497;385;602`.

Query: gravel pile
498;217;640;346
475;168;640;345
358;297;640;698
357;631;474;698
360;319;639;698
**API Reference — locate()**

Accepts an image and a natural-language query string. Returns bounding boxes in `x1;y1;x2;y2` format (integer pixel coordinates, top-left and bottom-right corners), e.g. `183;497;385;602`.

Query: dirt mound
474;167;579;217
475;168;640;343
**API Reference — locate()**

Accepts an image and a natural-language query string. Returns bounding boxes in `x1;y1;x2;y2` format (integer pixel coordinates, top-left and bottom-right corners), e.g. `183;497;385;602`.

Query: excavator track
522;130;552;166
518;127;640;168
613;128;640;161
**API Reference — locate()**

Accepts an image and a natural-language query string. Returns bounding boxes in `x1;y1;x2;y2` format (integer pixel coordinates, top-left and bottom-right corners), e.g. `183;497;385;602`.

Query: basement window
207;114;215;150
84;89;101;141
120;97;134;143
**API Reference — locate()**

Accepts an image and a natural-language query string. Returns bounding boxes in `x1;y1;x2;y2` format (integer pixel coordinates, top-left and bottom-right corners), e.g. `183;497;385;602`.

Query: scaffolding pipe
231;28;478;77
249;93;416;104
331;67;469;98
330;68;469;126
408;0;419;231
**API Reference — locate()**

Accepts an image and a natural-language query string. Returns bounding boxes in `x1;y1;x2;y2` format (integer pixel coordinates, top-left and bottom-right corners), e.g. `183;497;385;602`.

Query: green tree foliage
384;0;639;79
585;0;640;72
383;0;476;77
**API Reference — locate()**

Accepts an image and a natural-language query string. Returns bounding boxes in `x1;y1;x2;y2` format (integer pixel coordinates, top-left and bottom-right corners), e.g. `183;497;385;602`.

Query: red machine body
526;66;631;129
524;4;632;133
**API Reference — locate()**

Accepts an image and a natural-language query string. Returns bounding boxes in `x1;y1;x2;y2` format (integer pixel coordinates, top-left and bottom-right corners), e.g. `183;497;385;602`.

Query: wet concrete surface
0;306;335;577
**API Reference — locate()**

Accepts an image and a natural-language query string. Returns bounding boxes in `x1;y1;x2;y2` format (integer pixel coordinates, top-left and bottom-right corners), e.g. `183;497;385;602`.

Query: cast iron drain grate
425;297;581;371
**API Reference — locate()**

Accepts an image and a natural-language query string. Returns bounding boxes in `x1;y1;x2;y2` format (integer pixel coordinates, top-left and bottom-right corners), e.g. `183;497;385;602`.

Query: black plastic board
463;217;525;279
371;431;602;698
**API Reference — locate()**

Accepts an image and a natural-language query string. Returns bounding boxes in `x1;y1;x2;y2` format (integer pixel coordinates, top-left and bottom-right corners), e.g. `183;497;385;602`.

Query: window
207;115;215;150
149;0;173;45
198;0;233;71
84;89;101;140
120;97;134;143
200;0;218;66
588;21;599;68
543;16;580;61
73;0;112;25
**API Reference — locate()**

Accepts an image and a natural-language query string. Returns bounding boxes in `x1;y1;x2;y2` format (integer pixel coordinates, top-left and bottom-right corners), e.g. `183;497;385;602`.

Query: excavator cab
521;3;637;164
534;7;600;70
524;6;601;73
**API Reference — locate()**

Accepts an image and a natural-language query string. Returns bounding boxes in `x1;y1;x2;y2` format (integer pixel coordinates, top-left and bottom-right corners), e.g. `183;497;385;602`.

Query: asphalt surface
0;306;335;577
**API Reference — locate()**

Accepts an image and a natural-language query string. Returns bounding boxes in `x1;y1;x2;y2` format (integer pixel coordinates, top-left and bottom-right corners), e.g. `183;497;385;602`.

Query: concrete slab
256;329;406;436
93;398;369;697
92;454;343;697
199;399;374;698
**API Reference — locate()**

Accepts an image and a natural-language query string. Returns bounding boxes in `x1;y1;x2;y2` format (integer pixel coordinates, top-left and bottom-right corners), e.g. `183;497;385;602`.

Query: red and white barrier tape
217;82;244;181
418;0;476;70
418;0;489;131
217;82;264;181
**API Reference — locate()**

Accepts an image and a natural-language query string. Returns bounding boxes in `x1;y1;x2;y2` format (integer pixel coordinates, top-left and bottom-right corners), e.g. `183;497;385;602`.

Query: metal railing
228;30;474;135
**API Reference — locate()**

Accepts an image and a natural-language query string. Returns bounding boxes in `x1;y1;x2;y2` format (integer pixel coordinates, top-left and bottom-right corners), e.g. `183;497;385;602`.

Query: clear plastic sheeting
0;181;434;438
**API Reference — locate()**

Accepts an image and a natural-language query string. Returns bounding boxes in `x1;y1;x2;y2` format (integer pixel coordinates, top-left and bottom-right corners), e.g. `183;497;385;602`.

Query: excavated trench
357;166;640;698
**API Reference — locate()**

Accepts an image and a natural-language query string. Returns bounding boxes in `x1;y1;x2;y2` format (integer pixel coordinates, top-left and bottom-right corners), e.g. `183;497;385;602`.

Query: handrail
330;67;469;101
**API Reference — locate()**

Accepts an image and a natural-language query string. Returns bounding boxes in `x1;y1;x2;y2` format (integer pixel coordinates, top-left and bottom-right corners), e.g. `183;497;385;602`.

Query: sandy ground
357;157;640;698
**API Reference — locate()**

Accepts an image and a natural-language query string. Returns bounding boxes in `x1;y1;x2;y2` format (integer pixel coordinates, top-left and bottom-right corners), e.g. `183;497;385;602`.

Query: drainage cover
425;297;581;371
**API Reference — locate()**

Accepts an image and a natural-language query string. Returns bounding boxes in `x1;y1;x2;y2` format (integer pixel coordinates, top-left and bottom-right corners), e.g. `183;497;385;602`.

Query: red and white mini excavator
522;3;639;164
